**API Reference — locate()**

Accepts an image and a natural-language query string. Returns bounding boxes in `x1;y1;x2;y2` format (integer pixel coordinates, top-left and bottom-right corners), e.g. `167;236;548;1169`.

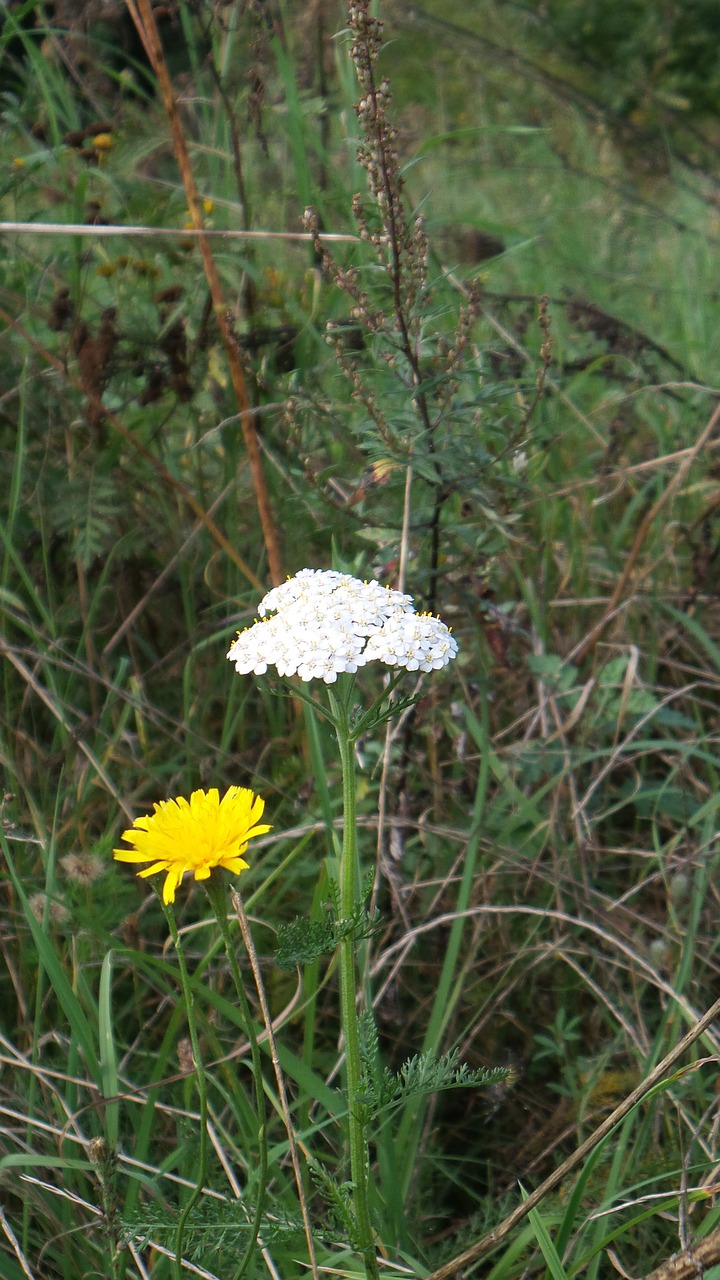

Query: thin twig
0;220;364;241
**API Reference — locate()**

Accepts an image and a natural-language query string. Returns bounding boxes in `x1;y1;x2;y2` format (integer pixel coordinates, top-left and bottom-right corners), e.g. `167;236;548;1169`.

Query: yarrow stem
161;900;210;1280
328;680;380;1280
226;566;457;1278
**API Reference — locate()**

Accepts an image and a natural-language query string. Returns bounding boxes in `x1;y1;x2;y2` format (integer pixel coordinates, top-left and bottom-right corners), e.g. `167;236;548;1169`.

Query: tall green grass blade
523;1190;568;1280
98;951;120;1150
271;31;315;214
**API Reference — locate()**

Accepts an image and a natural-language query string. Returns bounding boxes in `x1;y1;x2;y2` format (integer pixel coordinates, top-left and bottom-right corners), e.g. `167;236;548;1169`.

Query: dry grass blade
641;1225;720;1280
0;1204;37;1280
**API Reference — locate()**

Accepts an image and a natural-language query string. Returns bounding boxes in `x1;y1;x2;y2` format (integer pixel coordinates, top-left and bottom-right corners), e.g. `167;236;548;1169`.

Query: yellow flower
92;133;113;151
114;787;271;904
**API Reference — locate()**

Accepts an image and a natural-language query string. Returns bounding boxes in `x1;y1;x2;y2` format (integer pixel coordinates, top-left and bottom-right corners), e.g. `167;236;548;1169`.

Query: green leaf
274;896;381;970
357;1047;512;1121
307;1156;359;1246
522;1188;568;1280
98;950;119;1149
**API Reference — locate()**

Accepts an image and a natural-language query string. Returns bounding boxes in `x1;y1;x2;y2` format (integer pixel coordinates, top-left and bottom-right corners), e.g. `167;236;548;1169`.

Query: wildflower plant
108;4;507;1273
114;787;276;1279
111;570;474;1278
227;567;460;1280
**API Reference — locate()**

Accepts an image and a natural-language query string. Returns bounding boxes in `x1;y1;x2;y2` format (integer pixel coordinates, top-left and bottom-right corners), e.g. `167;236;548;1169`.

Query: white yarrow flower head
227;568;458;684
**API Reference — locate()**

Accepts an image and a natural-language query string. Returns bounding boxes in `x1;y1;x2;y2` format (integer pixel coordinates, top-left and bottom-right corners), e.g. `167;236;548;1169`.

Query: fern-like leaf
275;873;379;969
307;1156;359;1247
357;1048;513;1121
50;470;123;569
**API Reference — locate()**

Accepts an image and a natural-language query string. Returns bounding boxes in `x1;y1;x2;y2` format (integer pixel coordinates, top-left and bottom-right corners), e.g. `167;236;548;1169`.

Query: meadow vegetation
1;1;720;1277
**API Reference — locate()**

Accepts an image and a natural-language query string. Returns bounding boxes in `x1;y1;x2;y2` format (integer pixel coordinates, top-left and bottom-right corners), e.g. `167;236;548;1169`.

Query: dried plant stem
0;220;362;242
349;0;444;608
398;463;413;592
125;0;283;586
208;881;269;1280
0;1204;36;1280
426;993;720;1280
231;891;319;1280
327;685;381;1280
641;1225;720;1280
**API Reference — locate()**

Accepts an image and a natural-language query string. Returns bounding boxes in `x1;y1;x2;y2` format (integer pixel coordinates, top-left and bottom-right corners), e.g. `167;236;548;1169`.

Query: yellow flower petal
220;856;250;875
163;867;183;904
114;786;270;900
137;861;170;879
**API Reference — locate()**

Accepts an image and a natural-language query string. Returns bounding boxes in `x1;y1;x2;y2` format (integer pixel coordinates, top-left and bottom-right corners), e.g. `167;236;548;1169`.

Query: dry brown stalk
125;0;283;586
0;220;362;242
641;1225;720;1280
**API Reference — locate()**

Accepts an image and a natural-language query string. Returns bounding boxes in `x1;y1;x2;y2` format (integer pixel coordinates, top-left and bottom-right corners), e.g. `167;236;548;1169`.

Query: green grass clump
1;2;720;1277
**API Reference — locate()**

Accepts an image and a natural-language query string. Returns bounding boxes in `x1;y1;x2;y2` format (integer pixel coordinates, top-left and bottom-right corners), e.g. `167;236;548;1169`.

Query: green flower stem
162;900;209;1280
328;684;380;1280
205;878;268;1280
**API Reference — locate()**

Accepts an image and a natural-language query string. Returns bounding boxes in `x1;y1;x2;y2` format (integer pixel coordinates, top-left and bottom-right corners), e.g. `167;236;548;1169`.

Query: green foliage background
1;1;720;1277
